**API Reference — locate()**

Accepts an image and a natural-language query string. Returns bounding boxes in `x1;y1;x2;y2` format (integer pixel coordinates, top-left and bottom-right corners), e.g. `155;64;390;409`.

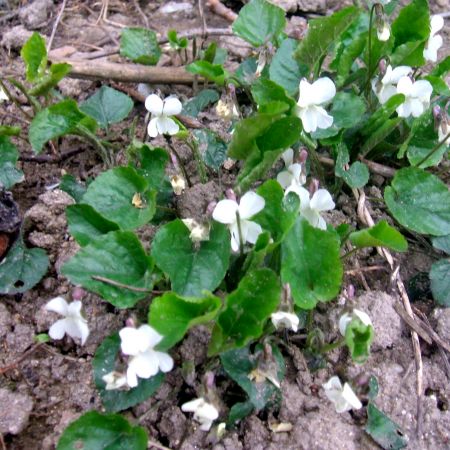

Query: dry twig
47;0;68;52
353;188;424;437
206;0;237;22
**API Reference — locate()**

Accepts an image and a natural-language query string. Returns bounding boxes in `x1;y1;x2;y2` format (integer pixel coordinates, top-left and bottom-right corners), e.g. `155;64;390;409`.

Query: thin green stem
414;130;450;168
0;80;33;120
77;127;113;167
8;77;40;114
165;136;192;187
365;4;377;98
236;211;245;257
187;137;208;183
341;247;359;260
320;338;345;354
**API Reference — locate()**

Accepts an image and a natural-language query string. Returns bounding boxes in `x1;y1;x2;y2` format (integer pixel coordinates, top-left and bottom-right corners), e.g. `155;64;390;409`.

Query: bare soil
1;1;450;449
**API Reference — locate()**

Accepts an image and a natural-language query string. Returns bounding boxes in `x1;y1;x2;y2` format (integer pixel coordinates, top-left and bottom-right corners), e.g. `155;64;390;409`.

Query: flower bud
225;188;237;201
72;286;86;301
309;178;319;196
299;148;308;164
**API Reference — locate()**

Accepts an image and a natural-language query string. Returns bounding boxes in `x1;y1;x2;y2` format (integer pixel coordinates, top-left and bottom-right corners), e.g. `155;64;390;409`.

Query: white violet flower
182;218;210;242
102;371;129;391
372;65;412;104
339;309;373;336
285;185;335;230
212;191;265;252
423;15;444;63
377;22;390;42
45;297;89;345
145;94;182;137
181;397;219;431
323;376;362;413
296;77;336;133
396;76;433;118
119;324;174;388
277;149;306;190
271;311;299;332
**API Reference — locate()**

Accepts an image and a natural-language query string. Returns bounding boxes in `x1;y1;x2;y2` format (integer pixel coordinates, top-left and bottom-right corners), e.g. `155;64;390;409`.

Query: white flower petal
339;313;352;336
77;320;90;345
353;309;373;327
313;106;334;130
289;163;305;186
378;84;397;104
147;118;159;137
238;191;265;219
271;311;299;332
126;365;139;388
297;79;314;108
289;185;310;209
281;148;294;167
129;351;160;379
156;351;174;372
310;77;336;105
145;94;164;115
396;76;413;96
229;223;241;252
244;220;262;245
385;66;411;84
410;98;425;117
182;398;204;412
342;383;363;410
277;170;294;189
45;297;69;315
119;327;141;356
0;88;8;102
162;96;182;116
430;15;444;36
301;208;322;229
316;215;327;230
310;189;335;212
396;101;411;118
156;117;179;135
213;199;239;224
410;80;432;100
300;107;318;133
67;300;83;316
138;324;163;350
199;419;214;431
48;319;68;340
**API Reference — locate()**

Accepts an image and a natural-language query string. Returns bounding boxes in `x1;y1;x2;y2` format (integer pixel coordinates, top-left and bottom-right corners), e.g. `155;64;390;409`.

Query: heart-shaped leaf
430;259;450;307
57;411;148;450
281;218;343;309
82;167;156;230
151;220;230;297
120;27;161;65
62;231;154;308
0;136;24;189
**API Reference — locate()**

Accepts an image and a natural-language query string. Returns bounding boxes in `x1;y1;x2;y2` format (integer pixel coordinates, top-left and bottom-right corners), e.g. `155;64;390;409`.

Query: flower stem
414;130;450;168
236;211;245;257
365;4;377;98
165;136;192;187
0;79;33;120
320;338;345;354
187;137;208;183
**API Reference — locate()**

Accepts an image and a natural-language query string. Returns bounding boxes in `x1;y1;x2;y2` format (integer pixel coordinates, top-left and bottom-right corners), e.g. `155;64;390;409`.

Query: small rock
434;308;450;343
159;2;193;14
58;78;93;100
0;388;33;435
271;0;298;12
19;0;53;30
0;303;12;338
1;25;33;51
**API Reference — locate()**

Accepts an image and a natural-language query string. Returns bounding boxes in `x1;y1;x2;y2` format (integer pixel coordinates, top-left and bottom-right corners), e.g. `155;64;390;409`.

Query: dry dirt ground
1;1;450;449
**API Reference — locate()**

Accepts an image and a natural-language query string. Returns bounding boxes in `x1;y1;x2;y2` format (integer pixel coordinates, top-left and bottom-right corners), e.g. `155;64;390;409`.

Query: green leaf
221;344;285;410
360;118;402;157
228;401;254;426
384;168;450;236
256;116;302;151
334;144;369;189
253;180;299;244
281;218;343;309
312;91;367;139
430;259;450;306
134;145;169;190
80;86;133;128
92;333;164;412
362;94;405;137
57;411;148;450
66;204;120;246
20;32;47;82
151;220;230;297
59;174;86;203
345;317;374;363
234;57;257;84
431;55;450;77
148;291;221;350
432;234;450;254
29;63;72;96
391;0;429;47
365;403;408;450
120;27;161;65
0;238;48;294
269;38;308;97
182;89;219;117
406;144;447;169
251;78;294;109
62;231;154;308
0;136;24;189
423;75;450;96
349;220;408;252
0;126;21;137
186;61;227;85
208;268;281;355
390;40;426;67
81;167;156;230
294;6;359;74
232;0;286;47
29;99;95;153
193;129;227;170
